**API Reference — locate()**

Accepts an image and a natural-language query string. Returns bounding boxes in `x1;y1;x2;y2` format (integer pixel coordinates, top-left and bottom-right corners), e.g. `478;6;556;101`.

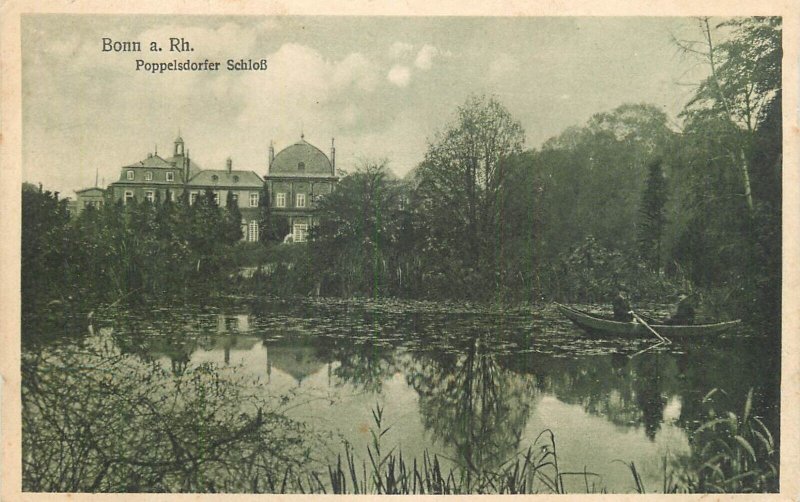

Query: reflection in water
77;300;778;492
404;335;538;475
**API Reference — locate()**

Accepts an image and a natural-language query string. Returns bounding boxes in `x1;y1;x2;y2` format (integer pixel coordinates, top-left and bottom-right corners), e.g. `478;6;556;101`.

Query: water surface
24;297;779;493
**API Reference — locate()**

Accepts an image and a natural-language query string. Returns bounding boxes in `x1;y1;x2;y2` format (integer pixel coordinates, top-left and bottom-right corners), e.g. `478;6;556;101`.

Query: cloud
389;42;413;59
387;65;411;87
414;45;439;70
333;53;379;92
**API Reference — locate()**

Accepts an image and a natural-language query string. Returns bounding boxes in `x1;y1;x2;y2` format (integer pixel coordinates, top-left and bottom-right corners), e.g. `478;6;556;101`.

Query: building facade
186;158;264;242
265;135;338;242
73;187;106;215
108;135;198;204
106;133;339;243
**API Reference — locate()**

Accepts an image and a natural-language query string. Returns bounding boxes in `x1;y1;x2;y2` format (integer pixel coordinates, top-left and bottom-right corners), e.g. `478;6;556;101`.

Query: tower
174;133;185;157
268;140;275;172
330;138;336;175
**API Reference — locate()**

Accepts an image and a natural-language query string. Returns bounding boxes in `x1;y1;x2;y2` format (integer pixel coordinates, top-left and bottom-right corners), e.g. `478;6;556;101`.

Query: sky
22;15;714;195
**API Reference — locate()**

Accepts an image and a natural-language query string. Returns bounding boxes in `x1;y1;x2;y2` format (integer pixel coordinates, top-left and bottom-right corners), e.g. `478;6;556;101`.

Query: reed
320;404;604;494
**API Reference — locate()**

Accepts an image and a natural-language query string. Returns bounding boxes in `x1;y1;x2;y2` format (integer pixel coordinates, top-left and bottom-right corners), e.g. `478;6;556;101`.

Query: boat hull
556;304;741;338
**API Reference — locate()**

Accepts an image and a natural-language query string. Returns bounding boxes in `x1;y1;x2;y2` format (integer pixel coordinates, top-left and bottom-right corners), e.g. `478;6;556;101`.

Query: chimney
330;137;336;175
268;140;275;172
184;150;191;183
226;157;232;173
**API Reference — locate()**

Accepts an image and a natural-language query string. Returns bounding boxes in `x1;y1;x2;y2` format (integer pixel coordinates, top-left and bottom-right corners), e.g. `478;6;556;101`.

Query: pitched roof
188;169;263;187
75;187;105;194
269;138;333;178
166;155;203;177
123;154;176;169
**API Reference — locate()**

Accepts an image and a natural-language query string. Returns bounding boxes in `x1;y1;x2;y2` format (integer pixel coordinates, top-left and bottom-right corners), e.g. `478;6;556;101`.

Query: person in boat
611;290;633;322
664;293;696;325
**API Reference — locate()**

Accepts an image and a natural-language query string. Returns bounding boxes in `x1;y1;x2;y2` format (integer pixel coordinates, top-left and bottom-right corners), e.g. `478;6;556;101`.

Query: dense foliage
296;17;781;326
21;187;243;321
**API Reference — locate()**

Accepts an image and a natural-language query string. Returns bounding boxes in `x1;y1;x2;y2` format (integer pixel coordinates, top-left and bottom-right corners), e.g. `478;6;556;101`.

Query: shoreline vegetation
21;18;781;494
22;331;778;493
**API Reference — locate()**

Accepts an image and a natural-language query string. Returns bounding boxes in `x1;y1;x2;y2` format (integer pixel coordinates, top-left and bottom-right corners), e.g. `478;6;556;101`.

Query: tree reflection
329;339;397;393
403;334;538;475
501;350;679;441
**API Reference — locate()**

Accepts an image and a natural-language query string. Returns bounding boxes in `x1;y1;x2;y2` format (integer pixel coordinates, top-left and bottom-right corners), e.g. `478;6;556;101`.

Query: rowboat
556;303;741;338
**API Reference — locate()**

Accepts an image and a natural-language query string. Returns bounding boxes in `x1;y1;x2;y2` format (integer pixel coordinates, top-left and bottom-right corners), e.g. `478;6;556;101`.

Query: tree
21;186;71;310
312;160;404;296
257;181;272;244
224;191;243;243
638;159;668;271
676;17;782;212
414;94;525;297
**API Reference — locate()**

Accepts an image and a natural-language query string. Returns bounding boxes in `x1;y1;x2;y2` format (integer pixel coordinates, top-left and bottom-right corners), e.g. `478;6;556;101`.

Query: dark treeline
287;18;780;327
22;187;244;319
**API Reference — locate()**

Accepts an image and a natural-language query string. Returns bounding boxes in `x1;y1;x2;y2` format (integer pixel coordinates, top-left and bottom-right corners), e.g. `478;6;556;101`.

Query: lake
22;297;780;493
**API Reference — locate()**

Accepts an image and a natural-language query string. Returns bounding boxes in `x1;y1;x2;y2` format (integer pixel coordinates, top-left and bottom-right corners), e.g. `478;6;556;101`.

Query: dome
270;139;332;177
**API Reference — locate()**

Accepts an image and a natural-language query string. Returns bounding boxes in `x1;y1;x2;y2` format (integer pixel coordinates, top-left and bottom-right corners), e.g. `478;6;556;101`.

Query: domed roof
270;138;333;177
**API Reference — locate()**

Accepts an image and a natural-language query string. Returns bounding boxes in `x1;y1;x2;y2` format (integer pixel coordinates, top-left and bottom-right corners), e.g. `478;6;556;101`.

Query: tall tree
638;159;668;271
224;191;243;244
313;160;403;296
676;17;782;212
257;181;271;244
414;94;524;297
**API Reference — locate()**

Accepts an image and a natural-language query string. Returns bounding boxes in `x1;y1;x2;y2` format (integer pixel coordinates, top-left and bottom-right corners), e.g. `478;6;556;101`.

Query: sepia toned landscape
19;15;782;494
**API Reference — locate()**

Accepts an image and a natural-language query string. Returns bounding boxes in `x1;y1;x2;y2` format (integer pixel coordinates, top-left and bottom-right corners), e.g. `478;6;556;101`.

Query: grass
314;393;779;495
319;403;601;494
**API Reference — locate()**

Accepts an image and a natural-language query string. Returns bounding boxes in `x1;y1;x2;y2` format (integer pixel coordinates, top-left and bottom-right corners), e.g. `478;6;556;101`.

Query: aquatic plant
667;388;778;493
322;404;604;494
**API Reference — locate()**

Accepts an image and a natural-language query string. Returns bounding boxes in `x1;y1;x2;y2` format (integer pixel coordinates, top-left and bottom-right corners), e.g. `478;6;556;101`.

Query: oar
629;340;667;359
630;311;672;345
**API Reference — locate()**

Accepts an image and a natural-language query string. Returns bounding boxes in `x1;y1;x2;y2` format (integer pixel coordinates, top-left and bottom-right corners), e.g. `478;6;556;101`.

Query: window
296;193;306;208
241;220;248;240
145;191;154;203
293;223;308;243
126;170;134;180
248;220;259;242
213;192;220;205
212;174;219;182
166;171;174;182
298;162;305;171
145;171;153;181
233;175;240;183
231;193;239;203
276;193;286;208
190;192;198;204
169;191;176;202
124;191;134;203
249;192;258;207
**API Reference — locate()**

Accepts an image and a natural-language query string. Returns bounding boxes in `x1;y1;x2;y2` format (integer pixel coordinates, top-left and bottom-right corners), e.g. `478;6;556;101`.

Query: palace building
265;134;338;242
106;133;338;243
